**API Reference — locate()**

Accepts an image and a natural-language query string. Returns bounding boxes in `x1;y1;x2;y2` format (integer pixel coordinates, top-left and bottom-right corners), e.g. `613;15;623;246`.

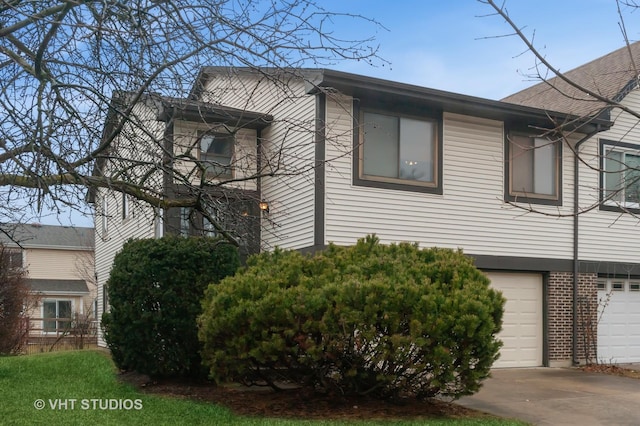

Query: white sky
32;0;639;227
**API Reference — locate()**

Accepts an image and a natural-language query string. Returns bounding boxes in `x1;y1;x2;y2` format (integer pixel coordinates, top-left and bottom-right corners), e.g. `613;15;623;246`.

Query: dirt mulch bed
580;363;640;379
119;372;493;421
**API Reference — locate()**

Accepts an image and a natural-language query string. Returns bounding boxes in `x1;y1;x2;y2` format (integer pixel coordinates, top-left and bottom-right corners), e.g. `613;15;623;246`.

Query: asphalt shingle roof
502;41;640;117
29;278;89;294
0;223;94;250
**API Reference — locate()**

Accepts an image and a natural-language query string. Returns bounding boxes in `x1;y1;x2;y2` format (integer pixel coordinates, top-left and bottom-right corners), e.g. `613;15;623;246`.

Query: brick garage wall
547;272;597;364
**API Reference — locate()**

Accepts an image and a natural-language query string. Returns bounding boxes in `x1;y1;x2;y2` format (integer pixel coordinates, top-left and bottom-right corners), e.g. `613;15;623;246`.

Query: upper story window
601;140;640;209
506;130;562;205
199;131;233;178
180;207;191;237
101;196;109;238
122;193;130;221
6;249;22;269
354;107;442;194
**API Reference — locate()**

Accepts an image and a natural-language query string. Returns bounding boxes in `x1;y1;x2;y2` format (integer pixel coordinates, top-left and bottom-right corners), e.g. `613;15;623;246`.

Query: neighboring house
94;43;640;367
1;223;96;336
502;41;640;365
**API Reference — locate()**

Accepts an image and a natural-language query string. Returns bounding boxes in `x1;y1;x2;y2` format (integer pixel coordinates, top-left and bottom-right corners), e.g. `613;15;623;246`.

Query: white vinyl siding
95;187;157;346
325;104;575;259
204;72;316;250
579;88;640;264
94;101;164;346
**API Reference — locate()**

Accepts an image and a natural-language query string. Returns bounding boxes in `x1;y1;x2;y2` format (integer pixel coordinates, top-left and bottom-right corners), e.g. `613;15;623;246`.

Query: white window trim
602;143;640;209
42;299;73;335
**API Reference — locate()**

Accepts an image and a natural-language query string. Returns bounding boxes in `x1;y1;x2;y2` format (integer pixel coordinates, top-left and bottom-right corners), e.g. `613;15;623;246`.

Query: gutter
572;125;603;365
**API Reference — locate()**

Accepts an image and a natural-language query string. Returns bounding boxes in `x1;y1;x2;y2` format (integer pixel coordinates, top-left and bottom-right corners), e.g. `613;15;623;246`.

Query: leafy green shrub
102;236;239;378
198;235;504;399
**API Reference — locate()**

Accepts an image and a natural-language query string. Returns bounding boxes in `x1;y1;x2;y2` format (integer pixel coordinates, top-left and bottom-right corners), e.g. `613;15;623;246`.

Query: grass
0;350;526;425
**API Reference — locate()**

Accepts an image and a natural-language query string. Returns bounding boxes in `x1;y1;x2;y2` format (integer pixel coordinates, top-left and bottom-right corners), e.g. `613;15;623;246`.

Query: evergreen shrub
198;235;504;398
102;236;239;378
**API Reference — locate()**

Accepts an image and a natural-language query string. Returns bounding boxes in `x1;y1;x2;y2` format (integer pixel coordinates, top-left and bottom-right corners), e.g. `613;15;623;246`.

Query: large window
602;141;640;208
507;132;561;204
356;110;440;193
43;300;72;333
199;131;233;178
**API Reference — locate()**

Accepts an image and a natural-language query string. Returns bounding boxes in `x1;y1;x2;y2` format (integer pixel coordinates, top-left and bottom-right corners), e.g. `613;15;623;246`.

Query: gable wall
203;72;316;250
94;101;164;345
324;96;577;259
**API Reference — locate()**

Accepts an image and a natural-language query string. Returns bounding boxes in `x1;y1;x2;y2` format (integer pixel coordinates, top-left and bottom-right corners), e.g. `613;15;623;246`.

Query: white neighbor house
94;43;640;367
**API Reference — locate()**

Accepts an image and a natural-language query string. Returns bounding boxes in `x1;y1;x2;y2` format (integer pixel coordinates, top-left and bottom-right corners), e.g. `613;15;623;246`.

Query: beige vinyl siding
204;72;316;250
25;248;90;279
579;88;640;264
325;105;576;258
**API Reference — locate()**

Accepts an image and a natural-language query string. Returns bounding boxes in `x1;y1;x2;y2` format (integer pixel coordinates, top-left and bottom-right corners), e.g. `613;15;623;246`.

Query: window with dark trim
601;139;640;211
198;131;234;178
353;104;442;194
505;129;562;205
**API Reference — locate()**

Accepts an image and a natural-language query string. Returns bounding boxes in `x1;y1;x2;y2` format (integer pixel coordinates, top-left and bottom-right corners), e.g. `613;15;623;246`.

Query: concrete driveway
457;368;640;425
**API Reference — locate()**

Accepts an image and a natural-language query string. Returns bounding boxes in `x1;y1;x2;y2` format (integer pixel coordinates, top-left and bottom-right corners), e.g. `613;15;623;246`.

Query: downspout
572;125;602;365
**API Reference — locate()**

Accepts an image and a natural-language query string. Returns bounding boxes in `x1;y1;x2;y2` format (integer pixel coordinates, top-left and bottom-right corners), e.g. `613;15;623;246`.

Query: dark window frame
504;126;563;206
352;100;443;194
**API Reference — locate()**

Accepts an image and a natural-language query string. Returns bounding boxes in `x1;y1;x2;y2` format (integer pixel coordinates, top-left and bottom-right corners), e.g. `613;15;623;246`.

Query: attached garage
485;272;544;368
598;278;640;363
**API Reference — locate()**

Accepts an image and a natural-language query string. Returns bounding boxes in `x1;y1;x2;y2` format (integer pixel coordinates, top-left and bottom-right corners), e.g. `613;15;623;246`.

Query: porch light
259;201;269;213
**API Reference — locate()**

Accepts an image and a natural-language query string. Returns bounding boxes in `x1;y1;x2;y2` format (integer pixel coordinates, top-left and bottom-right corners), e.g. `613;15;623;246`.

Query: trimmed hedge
198;235;504;399
102;236;239;378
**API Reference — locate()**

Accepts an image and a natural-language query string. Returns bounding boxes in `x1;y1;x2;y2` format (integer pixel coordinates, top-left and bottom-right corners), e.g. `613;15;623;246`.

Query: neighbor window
507;131;561;204
43;300;72;333
199;131;233;178
602;142;640;208
356;110;440;193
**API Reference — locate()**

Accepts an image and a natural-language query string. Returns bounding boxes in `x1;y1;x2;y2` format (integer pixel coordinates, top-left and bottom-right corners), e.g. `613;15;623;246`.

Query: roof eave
308;69;613;134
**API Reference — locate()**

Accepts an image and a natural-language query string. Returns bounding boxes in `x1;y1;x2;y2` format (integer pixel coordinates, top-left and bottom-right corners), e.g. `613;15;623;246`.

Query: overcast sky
34;0;639;227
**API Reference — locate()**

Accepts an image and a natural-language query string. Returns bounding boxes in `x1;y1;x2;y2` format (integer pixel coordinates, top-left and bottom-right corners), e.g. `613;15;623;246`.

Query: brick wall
547;272;597;364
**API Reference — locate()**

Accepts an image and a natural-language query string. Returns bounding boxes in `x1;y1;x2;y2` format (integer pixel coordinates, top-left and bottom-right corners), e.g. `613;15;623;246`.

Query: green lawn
0;350;526;425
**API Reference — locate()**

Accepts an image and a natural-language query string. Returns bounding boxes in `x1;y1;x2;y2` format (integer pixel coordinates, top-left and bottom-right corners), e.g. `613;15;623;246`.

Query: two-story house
0;223;96;337
94;43;640;367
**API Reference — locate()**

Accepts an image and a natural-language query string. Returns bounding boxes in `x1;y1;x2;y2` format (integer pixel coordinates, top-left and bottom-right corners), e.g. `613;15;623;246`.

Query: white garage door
486;272;543;368
598;279;640;363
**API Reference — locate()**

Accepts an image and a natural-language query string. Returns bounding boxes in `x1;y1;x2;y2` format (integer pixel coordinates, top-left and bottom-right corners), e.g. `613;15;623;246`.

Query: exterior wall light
259;201;269;213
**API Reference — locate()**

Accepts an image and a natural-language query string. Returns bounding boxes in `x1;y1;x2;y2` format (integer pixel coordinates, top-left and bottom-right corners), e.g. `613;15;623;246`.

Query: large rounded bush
198;235;504;399
102;236;239;378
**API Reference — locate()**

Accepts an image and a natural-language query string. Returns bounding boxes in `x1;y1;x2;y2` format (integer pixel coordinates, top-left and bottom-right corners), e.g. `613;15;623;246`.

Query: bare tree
478;0;640;218
0;243;34;354
0;0;382;240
